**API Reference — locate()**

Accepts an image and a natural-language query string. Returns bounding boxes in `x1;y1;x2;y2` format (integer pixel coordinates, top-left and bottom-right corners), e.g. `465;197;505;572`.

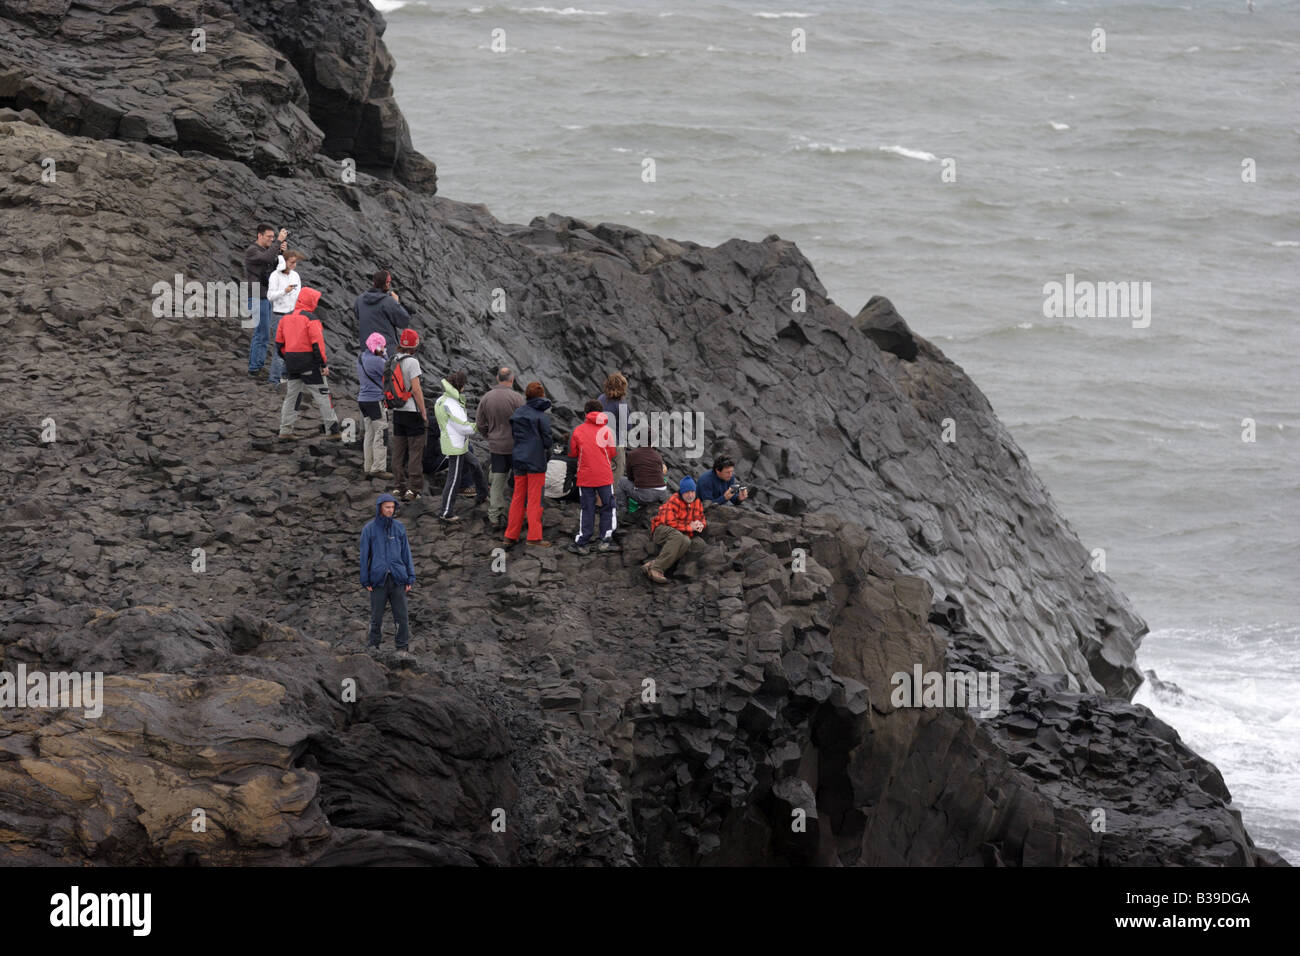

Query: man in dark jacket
696;454;750;506
275;287;341;440
476;366;525;529
244;222;287;382
504;382;553;547
359;493;415;654
355;269;411;355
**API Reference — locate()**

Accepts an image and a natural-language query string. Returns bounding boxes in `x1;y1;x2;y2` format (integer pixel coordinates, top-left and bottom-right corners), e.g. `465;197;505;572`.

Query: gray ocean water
377;0;1300;862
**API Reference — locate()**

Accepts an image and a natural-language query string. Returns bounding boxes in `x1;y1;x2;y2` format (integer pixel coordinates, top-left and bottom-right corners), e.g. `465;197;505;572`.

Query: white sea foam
372;0;407;10
515;5;607;14
878;144;937;162
754;11;813;17
1050;121;1070;130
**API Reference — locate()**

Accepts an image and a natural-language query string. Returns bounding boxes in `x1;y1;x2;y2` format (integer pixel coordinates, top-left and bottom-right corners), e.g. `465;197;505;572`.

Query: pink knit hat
365;332;387;354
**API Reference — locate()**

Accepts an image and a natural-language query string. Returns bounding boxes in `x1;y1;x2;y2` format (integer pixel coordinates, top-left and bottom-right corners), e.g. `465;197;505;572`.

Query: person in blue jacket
696;454;750;507
359;493;416;653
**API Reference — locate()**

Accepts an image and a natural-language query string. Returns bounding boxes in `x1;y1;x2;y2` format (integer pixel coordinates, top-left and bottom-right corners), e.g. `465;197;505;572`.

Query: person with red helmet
275;286;341;440
390;328;428;500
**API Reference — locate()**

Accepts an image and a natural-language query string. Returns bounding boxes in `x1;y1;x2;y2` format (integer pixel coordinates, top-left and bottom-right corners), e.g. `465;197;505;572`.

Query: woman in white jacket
266;251;304;386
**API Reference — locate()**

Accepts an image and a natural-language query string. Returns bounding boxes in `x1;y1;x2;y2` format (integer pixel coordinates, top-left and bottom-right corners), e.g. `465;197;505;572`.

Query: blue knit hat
678;476;697;494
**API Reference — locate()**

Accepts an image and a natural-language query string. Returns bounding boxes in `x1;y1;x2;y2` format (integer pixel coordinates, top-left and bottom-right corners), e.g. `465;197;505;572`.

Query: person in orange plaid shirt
643;476;706;585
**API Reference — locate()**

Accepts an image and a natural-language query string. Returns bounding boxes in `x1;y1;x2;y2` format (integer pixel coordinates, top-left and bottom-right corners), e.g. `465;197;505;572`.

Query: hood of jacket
360;289;389;306
375;493;397;525
584;410;607;426
527;396;553;412
441;379;463;403
295;287;321;313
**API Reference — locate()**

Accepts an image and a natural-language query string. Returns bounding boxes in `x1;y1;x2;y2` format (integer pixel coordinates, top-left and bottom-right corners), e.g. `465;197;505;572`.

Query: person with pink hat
356;331;392;479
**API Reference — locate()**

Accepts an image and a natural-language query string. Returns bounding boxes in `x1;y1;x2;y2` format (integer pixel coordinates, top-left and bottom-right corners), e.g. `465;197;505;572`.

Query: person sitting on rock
434;370;479;522
359;493;415;658
616;441;670;513
567;399;618;555
390;329;429;501
275;287;341;441
504;381;553;548
696;454;749;506
642;476;706;585
354;269;411;356
356;332;391;480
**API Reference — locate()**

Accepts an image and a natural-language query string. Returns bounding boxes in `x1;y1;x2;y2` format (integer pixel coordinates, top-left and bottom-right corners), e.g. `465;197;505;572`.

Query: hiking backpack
544;450;578;501
382;354;413;410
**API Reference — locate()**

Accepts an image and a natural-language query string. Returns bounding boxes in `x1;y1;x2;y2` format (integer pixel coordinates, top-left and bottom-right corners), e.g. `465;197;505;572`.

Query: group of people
241;224;753;655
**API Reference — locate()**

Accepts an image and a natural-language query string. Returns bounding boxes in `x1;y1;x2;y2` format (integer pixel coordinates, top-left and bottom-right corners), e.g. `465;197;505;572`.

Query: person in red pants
504;381;553;547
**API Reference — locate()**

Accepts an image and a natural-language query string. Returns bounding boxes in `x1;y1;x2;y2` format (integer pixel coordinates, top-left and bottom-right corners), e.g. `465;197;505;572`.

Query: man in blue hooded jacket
359;493;416;653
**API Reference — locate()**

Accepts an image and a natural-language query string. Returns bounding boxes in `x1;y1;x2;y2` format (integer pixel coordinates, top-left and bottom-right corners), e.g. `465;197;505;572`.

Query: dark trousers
428;451;488;494
438;454;465;517
575;484;616;546
429;451;487;514
368;575;410;649
392;411;426;495
392;431;426;496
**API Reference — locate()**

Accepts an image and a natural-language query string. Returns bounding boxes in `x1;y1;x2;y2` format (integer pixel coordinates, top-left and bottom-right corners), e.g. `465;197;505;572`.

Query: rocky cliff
0;0;1281;865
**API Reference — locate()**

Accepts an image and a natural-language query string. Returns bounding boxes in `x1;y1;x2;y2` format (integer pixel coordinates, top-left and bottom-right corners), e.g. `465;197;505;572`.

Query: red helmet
399;328;420;349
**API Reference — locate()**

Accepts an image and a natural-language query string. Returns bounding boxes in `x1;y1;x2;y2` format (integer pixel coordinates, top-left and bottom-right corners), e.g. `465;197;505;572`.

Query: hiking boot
326;427;342;441
461;487;478;498
277;432;295;442
527;539;553;548
248;369;262;378
403;491;421;502
597;539;622;553
440;515;460;524
503;537;519;550
492;515;507;531
371;470;394;480
567;543;590;556
642;563;668;585
391;488;404;497
395;649;414;661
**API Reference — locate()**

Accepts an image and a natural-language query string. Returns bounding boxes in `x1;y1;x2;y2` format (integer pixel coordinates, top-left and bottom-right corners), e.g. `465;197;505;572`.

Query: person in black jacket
244;222;287;382
504;381;553;547
354;269;412;355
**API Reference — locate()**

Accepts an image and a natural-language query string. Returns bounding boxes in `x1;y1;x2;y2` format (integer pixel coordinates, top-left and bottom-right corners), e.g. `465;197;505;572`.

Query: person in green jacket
434;370;478;522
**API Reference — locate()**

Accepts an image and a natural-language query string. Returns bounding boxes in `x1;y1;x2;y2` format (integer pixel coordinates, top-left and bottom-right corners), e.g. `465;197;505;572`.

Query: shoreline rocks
0;0;1275;865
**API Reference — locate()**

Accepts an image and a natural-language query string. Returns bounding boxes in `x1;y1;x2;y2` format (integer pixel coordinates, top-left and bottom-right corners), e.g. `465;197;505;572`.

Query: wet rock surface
0;0;1269;865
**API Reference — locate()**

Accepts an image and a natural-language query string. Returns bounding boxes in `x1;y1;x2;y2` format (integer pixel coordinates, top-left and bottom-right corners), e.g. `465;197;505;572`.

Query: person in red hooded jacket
567;398;619;555
276;286;341;440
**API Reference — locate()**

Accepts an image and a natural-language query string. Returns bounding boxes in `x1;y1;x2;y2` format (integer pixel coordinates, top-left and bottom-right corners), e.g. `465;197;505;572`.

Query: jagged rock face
0;0;435;186
0;110;1143;697
1;0;1260;866
225;0;436;189
0;500;1272;866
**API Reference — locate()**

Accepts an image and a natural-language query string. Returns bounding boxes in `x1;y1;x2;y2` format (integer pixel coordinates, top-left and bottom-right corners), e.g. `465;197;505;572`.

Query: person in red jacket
275;287;341;440
567;399;618;555
643;476;706;584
